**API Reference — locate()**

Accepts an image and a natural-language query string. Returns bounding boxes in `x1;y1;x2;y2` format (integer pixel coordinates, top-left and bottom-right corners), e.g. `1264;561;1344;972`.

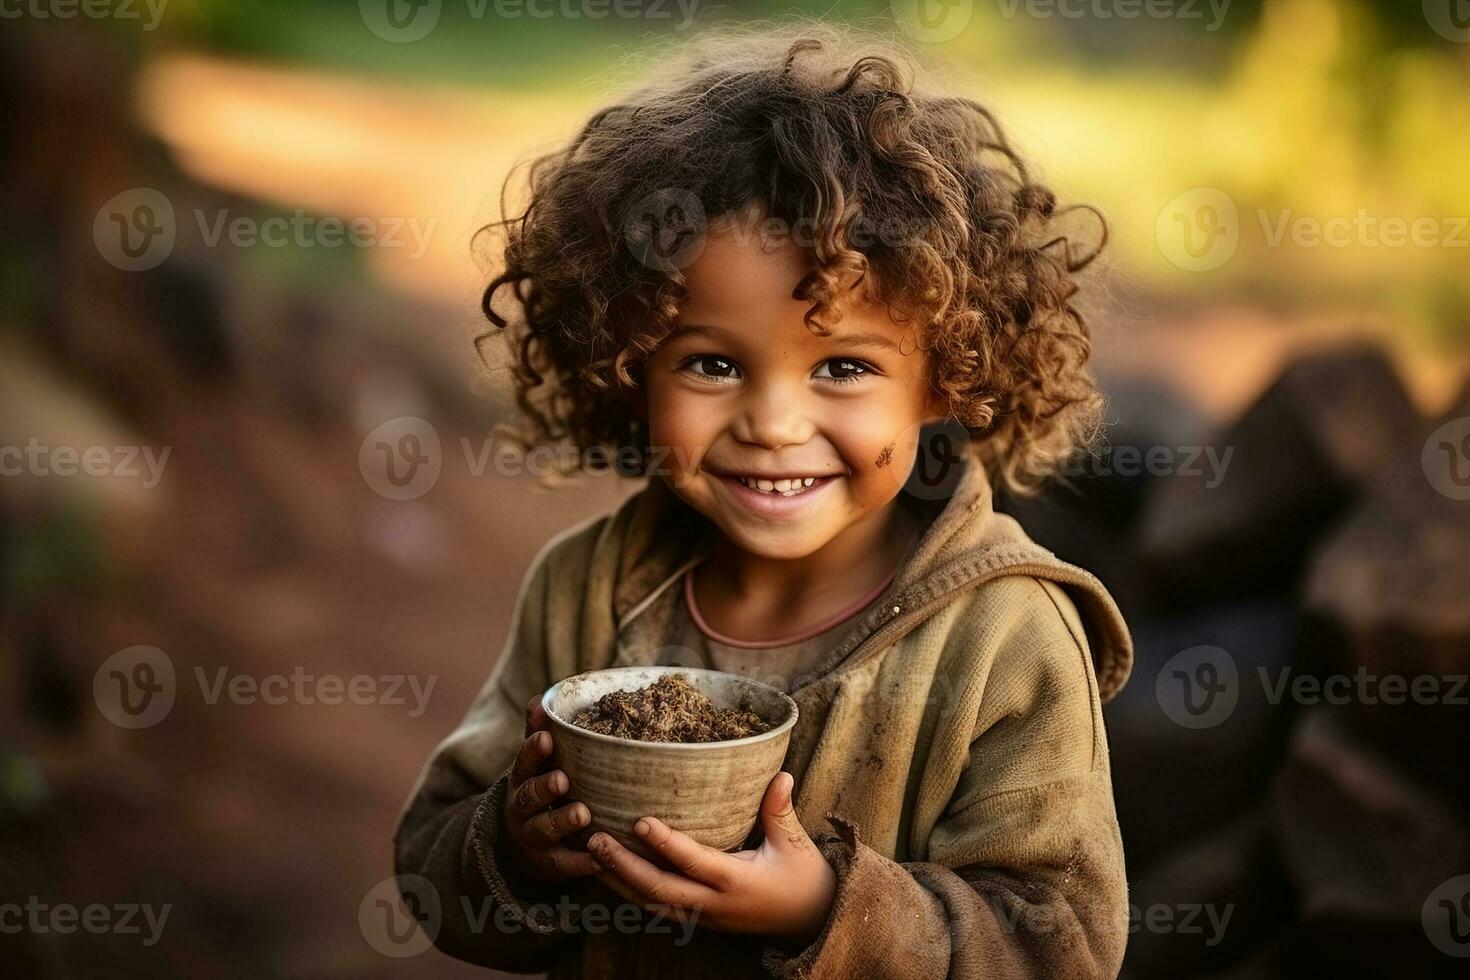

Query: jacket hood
601;448;1134;703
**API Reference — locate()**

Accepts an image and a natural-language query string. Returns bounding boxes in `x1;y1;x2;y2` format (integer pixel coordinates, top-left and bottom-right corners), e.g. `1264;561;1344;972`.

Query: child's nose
730;380;815;450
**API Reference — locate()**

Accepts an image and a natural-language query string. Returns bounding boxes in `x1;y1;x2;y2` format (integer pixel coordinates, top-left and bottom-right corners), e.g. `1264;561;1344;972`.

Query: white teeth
736;475;821;496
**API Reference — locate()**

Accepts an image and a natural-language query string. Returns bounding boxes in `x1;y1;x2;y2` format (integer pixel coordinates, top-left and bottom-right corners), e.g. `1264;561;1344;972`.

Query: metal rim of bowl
541;665;799;751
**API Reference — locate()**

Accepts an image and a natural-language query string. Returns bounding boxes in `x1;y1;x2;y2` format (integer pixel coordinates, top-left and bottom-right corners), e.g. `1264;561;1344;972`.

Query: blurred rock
1105;601;1296;874
1137;344;1420;608
1125;705;1470;979
1120;808;1292;980
1300;375;1470;808
1269;709;1470;978
1303;462;1469;678
1000;375;1210;618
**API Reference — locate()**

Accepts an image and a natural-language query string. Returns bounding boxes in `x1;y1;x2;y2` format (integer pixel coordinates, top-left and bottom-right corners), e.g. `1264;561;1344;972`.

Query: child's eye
680;354;741;384
814;358;873;385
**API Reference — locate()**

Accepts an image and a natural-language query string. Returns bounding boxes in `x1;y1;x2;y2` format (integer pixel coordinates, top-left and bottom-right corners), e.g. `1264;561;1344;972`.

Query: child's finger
595;869;641;906
524;694;550;736
758;771;808;851
513;768;568;817
539;846;602;881
524;801;592;846
586;832;718;911
632;817;732;890
509;730;552;790
594;870;700;927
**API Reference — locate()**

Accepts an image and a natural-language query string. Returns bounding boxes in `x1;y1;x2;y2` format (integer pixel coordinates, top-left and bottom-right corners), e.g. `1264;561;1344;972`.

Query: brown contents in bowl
570;674;772;743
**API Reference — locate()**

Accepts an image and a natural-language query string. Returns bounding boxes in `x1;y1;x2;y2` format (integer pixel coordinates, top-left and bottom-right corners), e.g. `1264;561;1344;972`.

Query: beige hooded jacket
393;449;1134;978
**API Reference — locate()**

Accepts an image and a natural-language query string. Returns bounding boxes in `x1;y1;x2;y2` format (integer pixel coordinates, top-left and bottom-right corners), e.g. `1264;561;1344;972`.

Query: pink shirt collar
683;557;903;650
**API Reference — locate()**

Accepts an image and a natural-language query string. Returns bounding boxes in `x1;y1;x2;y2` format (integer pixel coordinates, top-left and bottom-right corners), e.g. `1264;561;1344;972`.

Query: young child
395;23;1133;979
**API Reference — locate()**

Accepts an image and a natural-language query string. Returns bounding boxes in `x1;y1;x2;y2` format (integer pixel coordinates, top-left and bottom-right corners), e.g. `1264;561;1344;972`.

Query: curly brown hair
478;21;1107;495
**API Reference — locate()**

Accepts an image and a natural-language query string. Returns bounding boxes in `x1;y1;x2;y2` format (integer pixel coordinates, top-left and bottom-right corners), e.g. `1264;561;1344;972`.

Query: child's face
638;222;947;560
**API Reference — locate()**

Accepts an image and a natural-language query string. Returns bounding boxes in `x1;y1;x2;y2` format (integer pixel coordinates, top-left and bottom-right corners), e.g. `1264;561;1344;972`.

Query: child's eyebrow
667;323;899;353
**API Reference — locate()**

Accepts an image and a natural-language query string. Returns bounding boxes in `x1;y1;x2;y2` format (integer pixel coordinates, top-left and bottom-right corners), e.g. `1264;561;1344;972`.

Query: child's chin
720;521;835;561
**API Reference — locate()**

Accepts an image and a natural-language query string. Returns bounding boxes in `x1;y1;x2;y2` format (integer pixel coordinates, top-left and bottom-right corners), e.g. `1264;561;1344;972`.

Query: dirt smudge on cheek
874;443;894;468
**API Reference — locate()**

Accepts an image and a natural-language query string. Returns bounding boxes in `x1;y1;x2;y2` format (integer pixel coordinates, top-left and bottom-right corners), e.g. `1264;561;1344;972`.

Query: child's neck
694;498;922;643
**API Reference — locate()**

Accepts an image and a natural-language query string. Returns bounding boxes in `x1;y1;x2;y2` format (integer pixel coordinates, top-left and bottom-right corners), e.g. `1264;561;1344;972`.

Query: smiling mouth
706;470;841;518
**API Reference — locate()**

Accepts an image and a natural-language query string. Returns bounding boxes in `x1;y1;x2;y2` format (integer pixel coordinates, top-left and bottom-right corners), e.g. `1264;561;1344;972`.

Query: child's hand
498;694;601;884
586;771;837;943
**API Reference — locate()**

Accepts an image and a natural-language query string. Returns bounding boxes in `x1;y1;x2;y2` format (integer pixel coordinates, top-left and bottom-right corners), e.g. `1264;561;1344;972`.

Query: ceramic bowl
541;665;798;857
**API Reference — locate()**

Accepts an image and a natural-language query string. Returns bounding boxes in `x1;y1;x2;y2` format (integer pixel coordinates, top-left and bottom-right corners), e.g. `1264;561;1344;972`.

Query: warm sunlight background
132;0;1470;411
